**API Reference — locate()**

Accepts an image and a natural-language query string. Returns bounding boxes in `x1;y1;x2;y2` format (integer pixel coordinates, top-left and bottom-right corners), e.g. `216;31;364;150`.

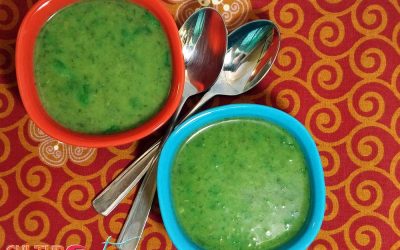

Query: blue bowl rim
157;104;326;250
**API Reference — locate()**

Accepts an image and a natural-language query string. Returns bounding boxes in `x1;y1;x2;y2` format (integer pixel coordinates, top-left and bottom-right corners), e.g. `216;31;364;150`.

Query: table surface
1;0;400;249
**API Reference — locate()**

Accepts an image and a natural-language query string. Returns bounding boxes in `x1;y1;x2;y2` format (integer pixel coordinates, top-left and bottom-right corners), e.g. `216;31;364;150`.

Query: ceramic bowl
16;0;184;147
157;104;325;249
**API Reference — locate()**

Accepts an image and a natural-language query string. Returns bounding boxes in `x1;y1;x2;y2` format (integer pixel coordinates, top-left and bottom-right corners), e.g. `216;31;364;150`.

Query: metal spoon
115;8;227;249
92;19;281;218
92;8;227;216
116;20;280;249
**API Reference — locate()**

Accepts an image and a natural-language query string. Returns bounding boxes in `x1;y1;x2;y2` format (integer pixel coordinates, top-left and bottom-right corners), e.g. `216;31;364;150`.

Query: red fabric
1;0;400;249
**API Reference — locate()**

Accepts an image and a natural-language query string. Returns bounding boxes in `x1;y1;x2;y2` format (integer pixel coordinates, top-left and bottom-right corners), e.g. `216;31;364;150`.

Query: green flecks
171;119;310;250
133;26;152;36
76;83;90;106
103;125;121;134
33;0;172;134
164;52;171;67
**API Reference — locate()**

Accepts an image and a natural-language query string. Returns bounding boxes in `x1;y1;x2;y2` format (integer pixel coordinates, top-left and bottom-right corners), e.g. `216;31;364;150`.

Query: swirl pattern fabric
1;0;400;249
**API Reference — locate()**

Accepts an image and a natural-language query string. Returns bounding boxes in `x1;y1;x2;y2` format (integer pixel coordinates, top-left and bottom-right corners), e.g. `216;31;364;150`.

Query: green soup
34;0;172;134
171;119;310;249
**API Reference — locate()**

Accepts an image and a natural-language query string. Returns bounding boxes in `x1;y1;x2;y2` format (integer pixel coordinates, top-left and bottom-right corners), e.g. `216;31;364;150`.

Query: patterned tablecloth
1;0;400;249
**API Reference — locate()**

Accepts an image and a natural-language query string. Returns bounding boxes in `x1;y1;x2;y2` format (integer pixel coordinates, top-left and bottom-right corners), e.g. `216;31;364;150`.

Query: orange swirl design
349;85;385;122
346;126;389;166
55;224;92;249
0;39;15;78
2;1;400;249
272;2;304;33
306;103;342;139
349;38;390;78
325;191;339;221
319;146;340;177
352;1;388;35
0;86;14;119
273;45;302;76
13;201;52;242
16;165;52;196
0;0;19;30
0;177;8;207
310;232;339;250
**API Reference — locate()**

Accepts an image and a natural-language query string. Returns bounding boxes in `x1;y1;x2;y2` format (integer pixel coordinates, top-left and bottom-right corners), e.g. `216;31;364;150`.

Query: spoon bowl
202;20;280;98
92;18;281;221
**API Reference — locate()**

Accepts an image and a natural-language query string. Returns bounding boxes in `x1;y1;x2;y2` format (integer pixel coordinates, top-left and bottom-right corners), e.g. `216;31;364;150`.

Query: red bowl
16;0;184;147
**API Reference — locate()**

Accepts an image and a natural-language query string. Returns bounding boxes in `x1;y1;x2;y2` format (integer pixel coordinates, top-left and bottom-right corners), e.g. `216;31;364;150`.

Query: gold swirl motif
107;212;126;235
346;176;383;211
308;59;343;91
140;219;174;250
13;209;50;242
347;131;385;167
0;132;9;163
0;86;14;119
0;39;15;76
55;223;92;249
350;225;382;249
273;3;304;33
275;89;301;116
310;230;339;250
273;46;302;76
393;23;400;54
16;165;52;197
391;65;400;97
57;180;95;212
352;2;388;35
389;197;400;234
0;177;8;208
348;89;385;122
306;103;342;135
325;191;339;221
349;42;387;79
319;145;340;177
107;142;138;157
390;152;400;187
309;16;345;50
0;225;4;248
392;241;400;250
0;0;19;30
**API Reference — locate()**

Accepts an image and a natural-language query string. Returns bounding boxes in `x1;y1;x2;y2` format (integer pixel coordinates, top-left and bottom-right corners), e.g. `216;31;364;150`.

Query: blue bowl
157;104;325;250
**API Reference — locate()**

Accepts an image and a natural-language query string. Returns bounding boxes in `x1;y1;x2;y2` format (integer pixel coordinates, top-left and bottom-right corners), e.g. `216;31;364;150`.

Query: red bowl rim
15;0;184;148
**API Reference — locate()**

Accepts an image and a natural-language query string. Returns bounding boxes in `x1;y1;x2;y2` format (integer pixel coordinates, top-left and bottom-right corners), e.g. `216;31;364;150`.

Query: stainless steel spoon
116;20;280;249
115;8;227;249
92;8;227;216
93;19;281;218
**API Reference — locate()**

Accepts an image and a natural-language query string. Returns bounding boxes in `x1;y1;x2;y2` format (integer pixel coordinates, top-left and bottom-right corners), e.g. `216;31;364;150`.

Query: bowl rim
157;104;326;250
15;0;184;147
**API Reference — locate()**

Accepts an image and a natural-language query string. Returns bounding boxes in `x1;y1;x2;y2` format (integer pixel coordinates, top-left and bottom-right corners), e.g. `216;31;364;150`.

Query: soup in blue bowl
157;104;325;250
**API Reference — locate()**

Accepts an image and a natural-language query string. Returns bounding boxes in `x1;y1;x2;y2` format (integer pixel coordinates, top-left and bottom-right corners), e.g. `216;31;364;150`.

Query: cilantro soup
171;118;311;249
34;0;172;134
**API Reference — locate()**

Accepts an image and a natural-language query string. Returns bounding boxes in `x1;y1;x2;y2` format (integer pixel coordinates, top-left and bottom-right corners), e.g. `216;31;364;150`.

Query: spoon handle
92;141;159;216
117;154;159;249
92;91;216;216
115;91;219;249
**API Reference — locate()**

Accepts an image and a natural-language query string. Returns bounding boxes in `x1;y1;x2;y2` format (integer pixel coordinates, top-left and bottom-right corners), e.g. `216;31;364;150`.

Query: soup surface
172;119;310;249
34;0;172;134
